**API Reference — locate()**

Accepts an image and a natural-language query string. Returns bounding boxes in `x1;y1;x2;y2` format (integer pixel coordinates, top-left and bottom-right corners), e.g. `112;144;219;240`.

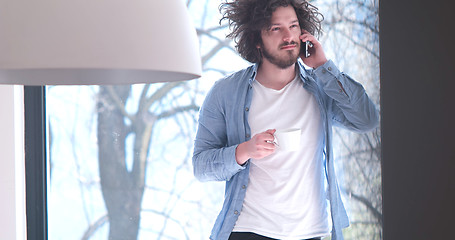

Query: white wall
0;85;26;240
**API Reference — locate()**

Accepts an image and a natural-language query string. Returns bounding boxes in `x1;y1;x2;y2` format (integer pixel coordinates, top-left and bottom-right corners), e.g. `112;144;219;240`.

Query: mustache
279;41;299;48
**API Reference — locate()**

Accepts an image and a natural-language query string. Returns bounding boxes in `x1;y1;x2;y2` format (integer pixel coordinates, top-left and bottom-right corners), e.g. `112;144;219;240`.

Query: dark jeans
228;232;322;240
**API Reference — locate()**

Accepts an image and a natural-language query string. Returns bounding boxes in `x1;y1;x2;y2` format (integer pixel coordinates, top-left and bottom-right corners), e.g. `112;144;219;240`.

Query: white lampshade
0;0;202;85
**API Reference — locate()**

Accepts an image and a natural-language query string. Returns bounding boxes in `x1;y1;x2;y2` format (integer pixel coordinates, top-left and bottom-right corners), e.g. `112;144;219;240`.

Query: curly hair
219;0;323;63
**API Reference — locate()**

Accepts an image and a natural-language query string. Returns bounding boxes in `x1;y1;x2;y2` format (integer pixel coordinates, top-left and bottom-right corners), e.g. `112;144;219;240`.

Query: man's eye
271;27;280;31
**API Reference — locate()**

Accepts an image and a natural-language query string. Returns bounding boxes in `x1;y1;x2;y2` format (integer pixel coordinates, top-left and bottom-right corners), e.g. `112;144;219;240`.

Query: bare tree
91;2;237;238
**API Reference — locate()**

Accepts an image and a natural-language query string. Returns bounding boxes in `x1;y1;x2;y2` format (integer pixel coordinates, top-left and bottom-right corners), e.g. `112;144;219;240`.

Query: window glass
47;0;381;239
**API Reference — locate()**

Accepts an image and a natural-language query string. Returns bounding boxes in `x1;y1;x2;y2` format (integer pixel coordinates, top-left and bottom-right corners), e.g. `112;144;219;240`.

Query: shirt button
328;67;332;71
242;185;246;189
234;210;239;215
245;107;249;112
246;134;250;138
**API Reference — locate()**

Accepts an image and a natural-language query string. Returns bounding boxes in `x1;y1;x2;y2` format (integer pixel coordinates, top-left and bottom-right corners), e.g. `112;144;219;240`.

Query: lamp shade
0;0;202;85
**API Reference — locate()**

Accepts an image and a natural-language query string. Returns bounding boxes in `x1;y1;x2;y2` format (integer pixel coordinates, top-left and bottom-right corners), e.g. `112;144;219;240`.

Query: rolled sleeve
193;144;245;182
314;60;352;102
314;60;342;83
192;81;246;182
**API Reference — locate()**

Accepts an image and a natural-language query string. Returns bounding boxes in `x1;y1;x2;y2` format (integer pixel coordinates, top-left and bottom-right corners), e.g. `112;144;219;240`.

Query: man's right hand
235;129;276;165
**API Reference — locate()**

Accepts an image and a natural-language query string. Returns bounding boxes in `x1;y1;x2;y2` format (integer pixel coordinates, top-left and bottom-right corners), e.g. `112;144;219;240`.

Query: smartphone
301;40;313;58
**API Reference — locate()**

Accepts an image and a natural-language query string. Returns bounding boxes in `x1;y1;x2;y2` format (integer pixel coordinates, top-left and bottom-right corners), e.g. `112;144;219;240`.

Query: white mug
274;128;301;152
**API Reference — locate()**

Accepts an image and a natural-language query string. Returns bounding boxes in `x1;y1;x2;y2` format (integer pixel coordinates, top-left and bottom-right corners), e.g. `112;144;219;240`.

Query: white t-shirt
233;74;330;239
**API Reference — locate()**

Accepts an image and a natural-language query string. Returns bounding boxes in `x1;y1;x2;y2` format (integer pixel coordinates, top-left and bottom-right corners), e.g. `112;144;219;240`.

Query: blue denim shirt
192;60;379;240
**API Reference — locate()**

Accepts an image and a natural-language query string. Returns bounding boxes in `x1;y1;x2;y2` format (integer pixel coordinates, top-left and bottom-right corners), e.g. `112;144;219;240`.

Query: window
25;0;381;239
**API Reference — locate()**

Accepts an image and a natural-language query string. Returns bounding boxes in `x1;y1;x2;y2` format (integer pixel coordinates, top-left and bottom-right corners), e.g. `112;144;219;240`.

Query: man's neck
255;60;297;90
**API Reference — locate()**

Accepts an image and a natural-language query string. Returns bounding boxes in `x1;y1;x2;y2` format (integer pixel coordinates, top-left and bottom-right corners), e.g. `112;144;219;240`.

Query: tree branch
204;24;229;33
81;214;109;240
196;24;230;40
138;84;151;112
340;17;379;35
201;38;234;64
197;26;236;64
203;67;229;75
342;187;383;225
144;82;184;111
141;209;190;240
157;105;200;120
106;86;135;122
332;28;379;60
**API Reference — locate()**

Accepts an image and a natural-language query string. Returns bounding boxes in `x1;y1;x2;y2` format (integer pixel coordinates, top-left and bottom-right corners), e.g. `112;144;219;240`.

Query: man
192;0;379;239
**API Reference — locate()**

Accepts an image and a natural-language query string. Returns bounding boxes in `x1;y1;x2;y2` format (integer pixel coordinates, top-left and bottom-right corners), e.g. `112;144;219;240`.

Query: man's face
258;6;302;69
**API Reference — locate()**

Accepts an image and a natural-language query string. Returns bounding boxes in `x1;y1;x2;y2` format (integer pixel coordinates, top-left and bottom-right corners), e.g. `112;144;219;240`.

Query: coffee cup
274;128;301;152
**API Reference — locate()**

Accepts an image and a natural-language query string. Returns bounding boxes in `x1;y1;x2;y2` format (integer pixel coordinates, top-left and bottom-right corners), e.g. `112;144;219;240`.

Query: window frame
24;86;48;239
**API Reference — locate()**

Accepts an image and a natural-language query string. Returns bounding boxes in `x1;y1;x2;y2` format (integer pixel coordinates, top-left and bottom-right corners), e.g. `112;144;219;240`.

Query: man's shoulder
202;65;254;110
212;65;255;90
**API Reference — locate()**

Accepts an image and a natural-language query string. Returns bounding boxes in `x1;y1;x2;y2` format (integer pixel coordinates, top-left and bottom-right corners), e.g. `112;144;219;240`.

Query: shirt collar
297;61;315;84
248;60;313;86
248;63;258;86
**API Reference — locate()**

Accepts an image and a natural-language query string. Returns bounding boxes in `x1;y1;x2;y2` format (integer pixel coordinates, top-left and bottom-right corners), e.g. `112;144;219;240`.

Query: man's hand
299;30;328;69
235;129;276;165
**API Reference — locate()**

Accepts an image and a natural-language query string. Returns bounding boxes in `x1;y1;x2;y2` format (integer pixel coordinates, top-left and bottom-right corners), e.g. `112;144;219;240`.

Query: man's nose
282;28;292;42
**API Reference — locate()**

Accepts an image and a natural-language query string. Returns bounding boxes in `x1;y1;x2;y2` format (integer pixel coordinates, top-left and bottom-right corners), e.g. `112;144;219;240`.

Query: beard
260;41;300;69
